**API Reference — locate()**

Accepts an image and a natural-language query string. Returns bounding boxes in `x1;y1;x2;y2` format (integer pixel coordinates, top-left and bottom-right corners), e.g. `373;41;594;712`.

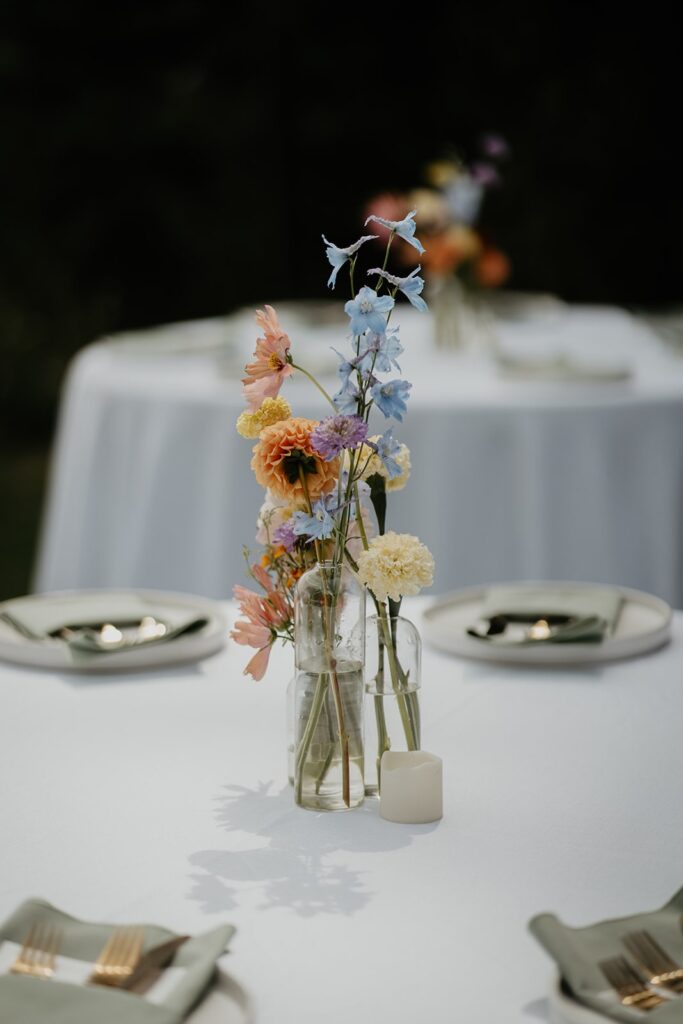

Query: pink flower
230;581;290;681
242;306;294;411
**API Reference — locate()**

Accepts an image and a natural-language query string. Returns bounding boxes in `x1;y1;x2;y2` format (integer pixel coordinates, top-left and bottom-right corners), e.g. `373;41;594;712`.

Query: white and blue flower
322;234;378;289
364;209;425;254
367;267;428;313
371;379;412;422
344;286;394;337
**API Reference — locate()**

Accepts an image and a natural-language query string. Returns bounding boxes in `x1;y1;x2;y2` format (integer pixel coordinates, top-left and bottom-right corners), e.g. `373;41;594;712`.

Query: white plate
422;582;672;665
188;968;252;1023
548;975;611;1023
0;590;227;672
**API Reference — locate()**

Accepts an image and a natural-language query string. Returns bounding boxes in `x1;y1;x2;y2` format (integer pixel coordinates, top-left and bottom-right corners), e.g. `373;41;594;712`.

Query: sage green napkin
0;593;206;663
530;886;683;1022
473;585;623;644
0;899;235;1023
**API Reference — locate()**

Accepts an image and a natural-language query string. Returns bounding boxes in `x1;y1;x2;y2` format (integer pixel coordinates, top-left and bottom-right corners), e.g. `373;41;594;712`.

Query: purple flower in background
357;328;404;374
292;495;337;542
480;133;510;159
371;379;412;422
322;234;378;289
311;415;368;460
364;209;425;254
470;162;501;187
369;428;402;479
367;267;428;312
345;286;394;337
272;519;298;552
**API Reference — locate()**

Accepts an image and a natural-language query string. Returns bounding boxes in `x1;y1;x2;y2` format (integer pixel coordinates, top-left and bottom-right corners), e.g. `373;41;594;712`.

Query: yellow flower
357;531;435;602
236;396;292;439
350;437;411;492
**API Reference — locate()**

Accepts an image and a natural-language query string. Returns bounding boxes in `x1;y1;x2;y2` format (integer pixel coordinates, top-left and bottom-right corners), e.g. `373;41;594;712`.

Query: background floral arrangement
231;213;435;682
365;133;511;291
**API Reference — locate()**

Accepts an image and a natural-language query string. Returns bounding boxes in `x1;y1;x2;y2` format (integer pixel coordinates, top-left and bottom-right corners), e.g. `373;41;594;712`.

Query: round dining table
1;598;682;1023
34;300;683;606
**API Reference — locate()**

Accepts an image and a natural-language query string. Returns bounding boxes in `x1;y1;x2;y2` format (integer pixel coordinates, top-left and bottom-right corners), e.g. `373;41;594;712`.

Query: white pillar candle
379;751;443;824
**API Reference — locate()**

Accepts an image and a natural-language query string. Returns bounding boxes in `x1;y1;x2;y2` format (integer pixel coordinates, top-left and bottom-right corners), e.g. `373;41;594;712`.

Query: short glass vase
293;561;365;811
364;612;421;796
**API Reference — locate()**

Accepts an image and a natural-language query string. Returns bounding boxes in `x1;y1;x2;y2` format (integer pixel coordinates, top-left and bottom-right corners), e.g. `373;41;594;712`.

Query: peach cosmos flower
231;579;290;680
251;417;339;503
242;306;294;411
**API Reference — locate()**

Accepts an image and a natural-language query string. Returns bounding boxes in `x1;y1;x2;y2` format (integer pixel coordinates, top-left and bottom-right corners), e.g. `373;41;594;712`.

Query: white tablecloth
34;302;683;605
1;599;682;1023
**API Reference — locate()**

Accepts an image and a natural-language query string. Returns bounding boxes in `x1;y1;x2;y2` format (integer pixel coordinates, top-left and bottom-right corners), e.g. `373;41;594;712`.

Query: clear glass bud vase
365;612;421;796
293;562;365;811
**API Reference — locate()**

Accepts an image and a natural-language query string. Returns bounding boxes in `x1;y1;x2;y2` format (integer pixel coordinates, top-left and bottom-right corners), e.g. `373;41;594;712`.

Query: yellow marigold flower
357;531;435;602
236;396;292;439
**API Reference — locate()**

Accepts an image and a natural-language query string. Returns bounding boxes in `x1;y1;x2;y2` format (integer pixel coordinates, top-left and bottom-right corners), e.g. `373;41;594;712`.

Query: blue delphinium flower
311;415;368;460
371;379;412;422
344;286;394;337
333;379;361;415
367;267;428;313
364;209;425;254
369;428;402;479
322;234;378;289
357;328;404;374
292;496;337;542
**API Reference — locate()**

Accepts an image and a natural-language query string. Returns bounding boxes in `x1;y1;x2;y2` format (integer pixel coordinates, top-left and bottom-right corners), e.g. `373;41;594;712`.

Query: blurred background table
34;300;683;605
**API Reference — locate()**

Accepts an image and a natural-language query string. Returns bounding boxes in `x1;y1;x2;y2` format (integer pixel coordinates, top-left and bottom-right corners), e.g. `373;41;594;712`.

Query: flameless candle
379;751;443;824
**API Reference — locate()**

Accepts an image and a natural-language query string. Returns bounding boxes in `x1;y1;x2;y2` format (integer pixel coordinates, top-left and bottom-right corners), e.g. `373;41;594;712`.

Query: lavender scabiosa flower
364;209;425;254
371;379;412;422
367;267;428;312
311;414;368;461
322;234;378;288
272;519;299;552
345;286;394;337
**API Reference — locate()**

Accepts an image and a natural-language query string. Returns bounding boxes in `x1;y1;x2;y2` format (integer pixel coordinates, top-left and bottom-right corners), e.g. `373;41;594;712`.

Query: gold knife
120;935;190;995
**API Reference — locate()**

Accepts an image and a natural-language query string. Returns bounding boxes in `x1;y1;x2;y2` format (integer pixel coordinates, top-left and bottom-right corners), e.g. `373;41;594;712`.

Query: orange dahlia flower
251;417;339;502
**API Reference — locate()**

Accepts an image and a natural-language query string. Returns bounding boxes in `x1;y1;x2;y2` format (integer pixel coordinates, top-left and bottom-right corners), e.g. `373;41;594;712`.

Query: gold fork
10;923;61;980
623;930;683;993
600;955;667;1011
89;927;145;987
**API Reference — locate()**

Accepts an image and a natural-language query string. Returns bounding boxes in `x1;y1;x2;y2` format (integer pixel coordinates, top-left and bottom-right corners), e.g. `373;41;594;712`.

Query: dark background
1;2;680;596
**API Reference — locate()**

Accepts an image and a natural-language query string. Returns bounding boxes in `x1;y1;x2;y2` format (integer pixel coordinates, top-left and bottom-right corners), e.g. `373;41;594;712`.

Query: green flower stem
290;362;336;410
376;601;419;752
374;234;394;294
295;671;329;803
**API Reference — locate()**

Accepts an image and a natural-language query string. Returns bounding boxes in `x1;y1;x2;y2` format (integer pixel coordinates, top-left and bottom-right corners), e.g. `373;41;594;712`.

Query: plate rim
422;581;672;666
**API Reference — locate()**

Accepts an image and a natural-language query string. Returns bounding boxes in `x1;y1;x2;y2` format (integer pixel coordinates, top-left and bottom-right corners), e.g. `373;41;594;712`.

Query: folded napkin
471;585;623;644
530;886;683;1022
0;593;206;663
0;899;235;1023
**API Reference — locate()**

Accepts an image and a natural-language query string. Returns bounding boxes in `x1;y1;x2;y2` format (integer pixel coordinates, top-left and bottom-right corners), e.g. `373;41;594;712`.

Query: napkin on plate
471;585;623;644
530;885;683;1022
0;898;235;1023
0;593;207;662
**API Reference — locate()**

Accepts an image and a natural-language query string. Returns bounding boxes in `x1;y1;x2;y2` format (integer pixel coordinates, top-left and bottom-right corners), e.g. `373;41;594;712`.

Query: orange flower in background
242;305;294;411
418;224;483;275
251;417;339;503
474;246;511;288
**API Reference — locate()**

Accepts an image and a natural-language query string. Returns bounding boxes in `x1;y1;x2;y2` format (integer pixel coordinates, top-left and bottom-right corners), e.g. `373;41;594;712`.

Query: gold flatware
10;923;61;979
89;926;145;987
599;955;666;1011
623;930;683;993
121;935;190;994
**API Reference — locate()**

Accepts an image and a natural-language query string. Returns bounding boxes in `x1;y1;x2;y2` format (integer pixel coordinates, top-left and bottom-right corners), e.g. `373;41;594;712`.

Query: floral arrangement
230;213;435;676
366;133;511;290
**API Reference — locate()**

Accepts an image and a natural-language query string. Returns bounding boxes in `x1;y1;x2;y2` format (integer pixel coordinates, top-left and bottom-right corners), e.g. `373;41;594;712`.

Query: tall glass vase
293;562;365;811
365;612;421;796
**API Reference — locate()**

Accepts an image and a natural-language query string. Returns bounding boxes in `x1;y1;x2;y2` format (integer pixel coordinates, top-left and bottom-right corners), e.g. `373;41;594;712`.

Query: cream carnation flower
357;531;434;602
236;396;292;439
347;437;411;492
